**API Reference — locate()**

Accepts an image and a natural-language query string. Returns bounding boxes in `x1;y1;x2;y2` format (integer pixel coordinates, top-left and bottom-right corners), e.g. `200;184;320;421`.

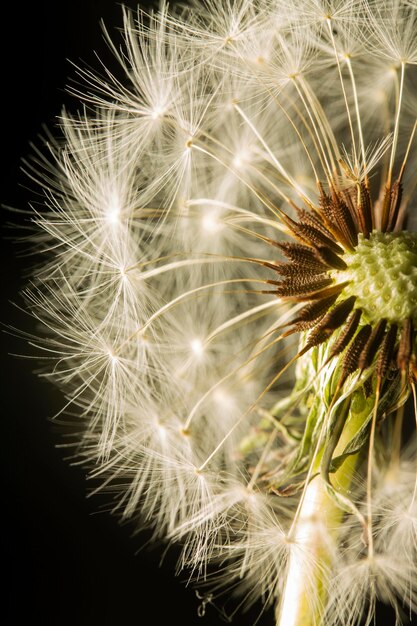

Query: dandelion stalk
277;459;358;626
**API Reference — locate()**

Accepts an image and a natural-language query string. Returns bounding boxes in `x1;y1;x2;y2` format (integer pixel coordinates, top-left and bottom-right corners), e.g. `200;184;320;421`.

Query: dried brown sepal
340;324;373;383
282;281;348;302
295;207;331;235
331;186;359;247
380;183;392;232
303;296;356;351
397;318;414;373
282;297;338;337
294;222;345;255
334;196;359;249
319;191;358;251
314;246;348;270
363;377;374;398
276;242;329;269
340;186;360;227
356;182;373;238
386;180;403;233
358;319;387;371
290;295;338;327
376;324;398;379
270;275;333;298
272;262;327;278
326;308;362;362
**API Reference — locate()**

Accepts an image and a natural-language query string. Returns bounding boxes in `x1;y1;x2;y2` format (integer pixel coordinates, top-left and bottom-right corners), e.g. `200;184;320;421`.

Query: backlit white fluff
20;1;417;625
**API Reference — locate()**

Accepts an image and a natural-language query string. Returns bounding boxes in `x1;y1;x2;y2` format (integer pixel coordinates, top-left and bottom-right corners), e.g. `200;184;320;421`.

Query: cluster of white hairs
22;1;417;625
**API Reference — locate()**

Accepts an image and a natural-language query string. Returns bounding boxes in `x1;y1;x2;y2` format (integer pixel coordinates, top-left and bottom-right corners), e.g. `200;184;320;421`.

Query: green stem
276;453;358;626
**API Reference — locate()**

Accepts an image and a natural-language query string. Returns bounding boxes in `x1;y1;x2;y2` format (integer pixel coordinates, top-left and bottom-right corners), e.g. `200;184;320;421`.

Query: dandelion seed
190;338;205;356
201;212;223;233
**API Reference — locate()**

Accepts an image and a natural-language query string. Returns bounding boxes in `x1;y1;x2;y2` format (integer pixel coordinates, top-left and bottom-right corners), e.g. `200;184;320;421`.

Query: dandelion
17;1;417;624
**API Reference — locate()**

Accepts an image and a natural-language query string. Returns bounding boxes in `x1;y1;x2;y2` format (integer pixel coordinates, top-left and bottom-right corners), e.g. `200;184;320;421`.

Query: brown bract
261;175;416;393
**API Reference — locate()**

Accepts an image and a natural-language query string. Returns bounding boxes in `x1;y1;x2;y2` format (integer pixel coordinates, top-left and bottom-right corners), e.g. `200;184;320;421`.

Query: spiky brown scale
376;324;398;379
282;296;338;336
319;186;359;250
331;192;358;249
363;377;374;398
273;262;326;278
386;180;403;232
290;295;338;327
356;182;373;238
340;324;373;382
397;318;414;373
282;316;326;336
318;211;354;250
283;281;348;302
294;223;345;255
304;296;356;351
326;308;362;362
295;207;335;239
277;242;329;268
340;186;359;225
314;246;347;270
358;319;387;371
380;183;392;232
271;275;333;298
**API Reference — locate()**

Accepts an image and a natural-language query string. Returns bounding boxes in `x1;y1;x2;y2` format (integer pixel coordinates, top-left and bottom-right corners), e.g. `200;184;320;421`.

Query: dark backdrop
0;2;408;625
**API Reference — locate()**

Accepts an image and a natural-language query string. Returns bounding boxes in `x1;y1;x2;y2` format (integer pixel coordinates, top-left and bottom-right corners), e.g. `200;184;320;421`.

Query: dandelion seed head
17;0;417;623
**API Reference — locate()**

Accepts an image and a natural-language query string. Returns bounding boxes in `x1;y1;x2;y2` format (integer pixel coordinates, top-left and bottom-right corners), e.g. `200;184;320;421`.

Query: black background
0;2;411;625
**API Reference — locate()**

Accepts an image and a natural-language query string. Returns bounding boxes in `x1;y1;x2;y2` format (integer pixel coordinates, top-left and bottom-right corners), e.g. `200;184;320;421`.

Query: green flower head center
338;231;417;324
